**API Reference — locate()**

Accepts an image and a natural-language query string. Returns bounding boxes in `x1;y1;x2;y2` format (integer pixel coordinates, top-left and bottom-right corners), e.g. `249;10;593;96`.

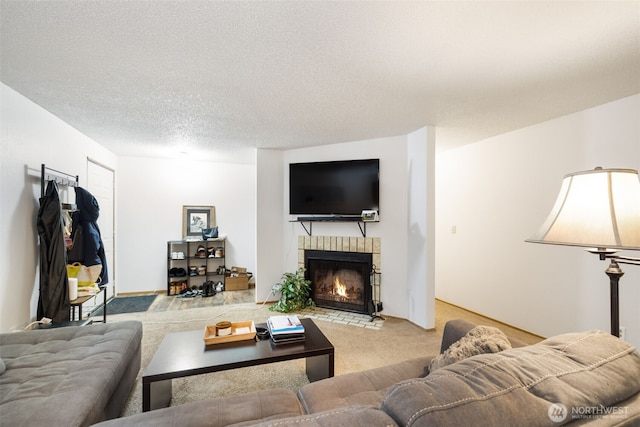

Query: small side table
37;319;93;329
70;285;107;323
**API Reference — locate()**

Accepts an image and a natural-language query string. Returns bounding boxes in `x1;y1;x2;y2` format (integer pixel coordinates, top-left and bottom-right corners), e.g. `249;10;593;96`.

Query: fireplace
305;250;372;314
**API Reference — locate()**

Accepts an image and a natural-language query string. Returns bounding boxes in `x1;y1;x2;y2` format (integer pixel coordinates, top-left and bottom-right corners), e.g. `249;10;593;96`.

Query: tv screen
289;159;379;216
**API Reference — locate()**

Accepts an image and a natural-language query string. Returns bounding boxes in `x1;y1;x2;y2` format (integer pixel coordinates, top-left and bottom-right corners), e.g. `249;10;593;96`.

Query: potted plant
269;268;315;313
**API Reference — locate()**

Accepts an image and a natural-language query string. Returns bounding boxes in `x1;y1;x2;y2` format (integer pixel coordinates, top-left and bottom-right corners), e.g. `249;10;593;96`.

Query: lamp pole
604;260;623;337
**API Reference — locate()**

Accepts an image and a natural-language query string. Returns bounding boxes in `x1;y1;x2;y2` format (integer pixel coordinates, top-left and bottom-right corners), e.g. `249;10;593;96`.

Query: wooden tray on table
203;321;256;345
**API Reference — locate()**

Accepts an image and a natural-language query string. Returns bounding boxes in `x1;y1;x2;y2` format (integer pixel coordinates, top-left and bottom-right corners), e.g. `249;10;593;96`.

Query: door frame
87;158;116;299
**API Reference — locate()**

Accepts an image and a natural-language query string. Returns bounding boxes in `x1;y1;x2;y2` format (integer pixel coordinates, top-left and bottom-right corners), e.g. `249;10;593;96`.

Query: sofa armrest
439;319;476;353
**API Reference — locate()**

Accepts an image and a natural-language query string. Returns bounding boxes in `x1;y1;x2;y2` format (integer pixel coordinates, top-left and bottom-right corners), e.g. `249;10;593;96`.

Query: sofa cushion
382;330;640;427
0;358;5;375
429;325;511;372
297;357;432;414
241;405;398;427
0;321;142;427
91;388;304;427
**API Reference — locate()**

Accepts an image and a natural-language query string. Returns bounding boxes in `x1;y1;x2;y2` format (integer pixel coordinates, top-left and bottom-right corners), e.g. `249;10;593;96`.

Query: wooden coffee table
142;317;334;411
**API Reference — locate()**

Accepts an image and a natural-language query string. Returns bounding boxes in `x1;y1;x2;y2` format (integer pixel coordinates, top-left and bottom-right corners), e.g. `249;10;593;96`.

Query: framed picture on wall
182;206;216;239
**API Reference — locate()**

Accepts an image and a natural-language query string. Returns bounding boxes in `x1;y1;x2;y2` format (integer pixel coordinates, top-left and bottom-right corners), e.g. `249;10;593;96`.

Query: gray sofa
93;319;640;426
0;320;142;427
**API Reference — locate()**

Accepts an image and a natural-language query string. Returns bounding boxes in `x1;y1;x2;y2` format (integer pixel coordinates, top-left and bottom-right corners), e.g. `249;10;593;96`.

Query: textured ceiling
1;1;639;163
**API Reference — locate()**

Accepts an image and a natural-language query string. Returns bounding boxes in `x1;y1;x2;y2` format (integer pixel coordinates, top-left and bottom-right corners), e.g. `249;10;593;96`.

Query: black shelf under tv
295;215;361;222
290;216;378;237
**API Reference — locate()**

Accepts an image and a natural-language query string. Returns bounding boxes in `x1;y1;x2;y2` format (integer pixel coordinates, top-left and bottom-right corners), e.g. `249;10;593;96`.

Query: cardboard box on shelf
226;266;249;291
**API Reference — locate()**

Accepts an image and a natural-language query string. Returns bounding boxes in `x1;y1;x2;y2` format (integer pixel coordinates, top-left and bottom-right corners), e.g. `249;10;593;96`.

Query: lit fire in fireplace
334;277;348;298
306;250;372;314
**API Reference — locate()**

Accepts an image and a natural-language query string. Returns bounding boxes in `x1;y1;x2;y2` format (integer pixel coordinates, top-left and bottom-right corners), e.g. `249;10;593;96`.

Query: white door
87;160;116;300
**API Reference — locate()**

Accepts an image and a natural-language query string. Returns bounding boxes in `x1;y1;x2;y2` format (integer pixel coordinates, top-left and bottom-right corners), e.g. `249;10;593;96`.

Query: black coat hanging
37;180;70;322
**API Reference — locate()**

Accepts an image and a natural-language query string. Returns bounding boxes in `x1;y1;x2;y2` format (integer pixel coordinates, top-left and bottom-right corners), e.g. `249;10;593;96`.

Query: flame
334;277;347;297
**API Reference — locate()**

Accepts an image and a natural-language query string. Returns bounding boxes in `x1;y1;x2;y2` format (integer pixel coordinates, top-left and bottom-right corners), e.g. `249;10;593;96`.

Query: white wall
116;156;256;294
276;134;433;323
0;83;117;332
255;149;285;302
407;127;436;329
436;94;640;348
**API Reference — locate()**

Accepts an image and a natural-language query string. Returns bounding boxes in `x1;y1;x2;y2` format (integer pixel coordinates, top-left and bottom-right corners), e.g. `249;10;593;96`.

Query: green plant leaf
268;267;314;313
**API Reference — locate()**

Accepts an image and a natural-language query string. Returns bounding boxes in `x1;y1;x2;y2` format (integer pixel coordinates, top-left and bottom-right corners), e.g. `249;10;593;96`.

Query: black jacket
37;181;70;322
68;187;109;285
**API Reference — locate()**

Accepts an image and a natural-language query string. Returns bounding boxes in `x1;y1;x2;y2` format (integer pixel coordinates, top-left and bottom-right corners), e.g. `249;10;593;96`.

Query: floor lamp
526;167;640;337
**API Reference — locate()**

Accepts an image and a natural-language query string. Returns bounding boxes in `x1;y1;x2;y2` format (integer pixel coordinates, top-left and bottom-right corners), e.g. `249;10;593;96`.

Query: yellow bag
66;263;82;279
67;262;102;295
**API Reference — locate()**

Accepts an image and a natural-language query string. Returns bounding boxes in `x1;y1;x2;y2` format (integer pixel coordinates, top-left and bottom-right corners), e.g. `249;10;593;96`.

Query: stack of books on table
267;315;305;345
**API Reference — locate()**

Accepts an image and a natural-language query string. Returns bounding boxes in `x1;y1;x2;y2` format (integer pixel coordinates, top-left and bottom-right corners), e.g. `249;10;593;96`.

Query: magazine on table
267;315;305;335
267;315;305;344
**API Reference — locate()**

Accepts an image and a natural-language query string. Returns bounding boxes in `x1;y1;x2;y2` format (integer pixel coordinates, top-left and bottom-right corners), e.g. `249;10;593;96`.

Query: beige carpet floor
109;293;543;417
111;298;443;417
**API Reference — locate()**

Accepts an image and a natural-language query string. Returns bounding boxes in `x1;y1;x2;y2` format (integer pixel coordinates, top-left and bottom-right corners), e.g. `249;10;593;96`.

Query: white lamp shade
527;168;640;250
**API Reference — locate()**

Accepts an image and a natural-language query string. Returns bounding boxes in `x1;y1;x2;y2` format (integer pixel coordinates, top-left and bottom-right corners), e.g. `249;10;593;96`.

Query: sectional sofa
0;320;142;427
93;319;640;426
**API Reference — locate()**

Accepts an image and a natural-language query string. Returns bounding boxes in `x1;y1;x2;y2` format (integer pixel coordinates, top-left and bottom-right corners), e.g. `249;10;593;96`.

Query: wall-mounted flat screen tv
289;159;380;216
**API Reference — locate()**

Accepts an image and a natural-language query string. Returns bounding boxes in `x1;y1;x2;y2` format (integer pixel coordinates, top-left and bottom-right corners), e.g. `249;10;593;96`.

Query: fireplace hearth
305;250;372;314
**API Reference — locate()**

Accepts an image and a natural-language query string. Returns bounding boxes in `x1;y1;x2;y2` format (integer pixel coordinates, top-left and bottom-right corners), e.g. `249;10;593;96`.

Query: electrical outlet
619;326;626;341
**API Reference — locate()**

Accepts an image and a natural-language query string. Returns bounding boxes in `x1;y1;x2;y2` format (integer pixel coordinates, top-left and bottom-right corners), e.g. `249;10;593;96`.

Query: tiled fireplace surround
297;235;381;271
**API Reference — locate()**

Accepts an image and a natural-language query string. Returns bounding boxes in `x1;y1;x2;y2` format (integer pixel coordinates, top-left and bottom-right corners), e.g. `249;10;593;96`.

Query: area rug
95;295;157;316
